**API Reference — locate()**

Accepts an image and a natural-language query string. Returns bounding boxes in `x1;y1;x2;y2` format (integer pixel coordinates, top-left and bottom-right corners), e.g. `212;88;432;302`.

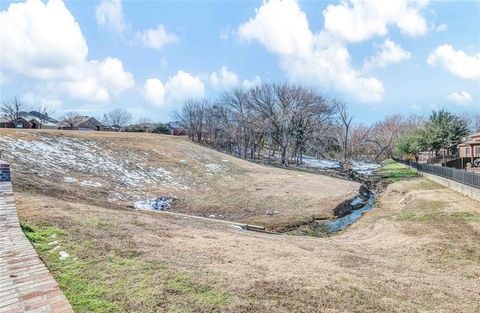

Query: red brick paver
0;181;73;313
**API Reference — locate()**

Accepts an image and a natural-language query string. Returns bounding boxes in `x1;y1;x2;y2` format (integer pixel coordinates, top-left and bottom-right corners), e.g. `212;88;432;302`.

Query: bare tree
35;105;54;129
461;112;480;133
61;112;83;129
103;109;132;131
175;99;208;142
334;101;354;161
1;97;26;124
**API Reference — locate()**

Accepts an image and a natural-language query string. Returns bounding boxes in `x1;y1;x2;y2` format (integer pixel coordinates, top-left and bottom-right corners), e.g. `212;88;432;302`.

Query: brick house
58;116;103;131
166;122;187;136
458;132;480;165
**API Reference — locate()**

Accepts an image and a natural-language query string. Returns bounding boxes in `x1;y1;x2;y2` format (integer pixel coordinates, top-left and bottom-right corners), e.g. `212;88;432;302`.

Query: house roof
458;141;480;147
458;132;480;147
58;116;101;128
24;111;58;123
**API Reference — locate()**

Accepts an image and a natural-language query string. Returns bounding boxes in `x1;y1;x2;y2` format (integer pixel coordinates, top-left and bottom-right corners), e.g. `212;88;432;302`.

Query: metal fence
392;157;480;189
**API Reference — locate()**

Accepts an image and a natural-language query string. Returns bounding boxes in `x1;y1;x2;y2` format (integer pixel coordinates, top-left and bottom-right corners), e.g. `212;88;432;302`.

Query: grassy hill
1;130;479;312
0;129;359;231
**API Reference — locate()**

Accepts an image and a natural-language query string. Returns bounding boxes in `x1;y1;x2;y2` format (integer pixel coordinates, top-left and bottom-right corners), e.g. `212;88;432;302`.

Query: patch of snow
230;225;244;230
80;180;103;188
0;135;190;199
59;251;69;260
64;177;78;183
301;156;341;169
133;197;173;211
205;163;222;173
350;161;381;176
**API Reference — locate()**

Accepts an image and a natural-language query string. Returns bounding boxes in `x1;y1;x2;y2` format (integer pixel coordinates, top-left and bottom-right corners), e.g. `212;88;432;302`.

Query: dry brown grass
0;129;359;230
3;129;480;312
15;176;480;312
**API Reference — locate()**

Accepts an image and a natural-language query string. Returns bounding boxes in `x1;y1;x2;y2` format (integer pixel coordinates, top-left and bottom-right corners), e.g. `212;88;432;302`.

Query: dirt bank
15;175;480;312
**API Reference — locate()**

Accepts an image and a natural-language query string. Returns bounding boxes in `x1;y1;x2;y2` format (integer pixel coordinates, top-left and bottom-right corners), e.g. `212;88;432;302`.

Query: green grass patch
396;200;443;222
379;159;418;183
21;223;232;313
451;212;479;222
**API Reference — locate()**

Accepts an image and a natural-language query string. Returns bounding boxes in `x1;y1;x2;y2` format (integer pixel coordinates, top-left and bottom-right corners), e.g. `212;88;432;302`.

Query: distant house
0;111;59;129
20;111;59;129
166;122;187;136
58;116;103;131
458;132;480;164
0;117;11;128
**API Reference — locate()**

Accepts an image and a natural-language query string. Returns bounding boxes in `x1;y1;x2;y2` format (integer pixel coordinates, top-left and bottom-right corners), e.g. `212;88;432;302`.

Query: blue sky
0;0;479;123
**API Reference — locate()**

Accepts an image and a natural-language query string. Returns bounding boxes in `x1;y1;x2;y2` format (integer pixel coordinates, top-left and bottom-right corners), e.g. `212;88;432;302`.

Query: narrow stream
284;186;376;237
326;192;376;232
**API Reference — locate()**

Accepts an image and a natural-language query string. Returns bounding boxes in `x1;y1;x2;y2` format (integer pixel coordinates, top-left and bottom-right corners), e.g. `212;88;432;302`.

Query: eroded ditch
282;185;376;237
130;168;382;237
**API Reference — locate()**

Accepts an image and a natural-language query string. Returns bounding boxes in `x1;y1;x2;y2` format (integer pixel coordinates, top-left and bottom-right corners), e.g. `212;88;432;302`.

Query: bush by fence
393;157;480;189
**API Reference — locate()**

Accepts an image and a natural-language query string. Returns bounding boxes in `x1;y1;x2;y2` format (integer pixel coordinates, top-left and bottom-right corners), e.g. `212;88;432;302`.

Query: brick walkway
0;180;73;313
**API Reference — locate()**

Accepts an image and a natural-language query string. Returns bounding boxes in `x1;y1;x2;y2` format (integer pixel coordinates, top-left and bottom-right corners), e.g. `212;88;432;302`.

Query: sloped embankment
0;129;360;230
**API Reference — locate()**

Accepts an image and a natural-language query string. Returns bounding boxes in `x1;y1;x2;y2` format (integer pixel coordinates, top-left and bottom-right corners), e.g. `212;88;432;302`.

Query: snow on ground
80;180;103;188
133;197;173;211
64;177;78;183
301;156;342;169
0;134;189;198
205;163;223;174
349;161;381;176
300;156;380;175
59;251;70;260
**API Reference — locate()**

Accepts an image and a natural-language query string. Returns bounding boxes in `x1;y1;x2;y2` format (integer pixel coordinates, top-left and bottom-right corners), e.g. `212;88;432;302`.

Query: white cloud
427;44;480;80
0;0;135;103
95;0;127;35
134;24;179;50
323;0;429;43
363;38;411;70
238;0;313;57
446;91;472;105
210;66;240;89
242;76;262;89
164;71;205;104
96;0;178;50
21;92;63;110
143;78;165;106
237;0;384;102
0;0;88;80
436;23;447;32
59;57;135;102
143;71;205;108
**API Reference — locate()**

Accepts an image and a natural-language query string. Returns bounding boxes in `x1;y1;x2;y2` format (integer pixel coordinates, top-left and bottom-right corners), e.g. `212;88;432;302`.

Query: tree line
174;83;467;165
395;110;473;161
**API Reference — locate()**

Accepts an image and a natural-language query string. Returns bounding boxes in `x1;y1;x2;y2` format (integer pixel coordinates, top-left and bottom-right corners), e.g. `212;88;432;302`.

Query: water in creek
326;193;376;233
284;189;376;237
